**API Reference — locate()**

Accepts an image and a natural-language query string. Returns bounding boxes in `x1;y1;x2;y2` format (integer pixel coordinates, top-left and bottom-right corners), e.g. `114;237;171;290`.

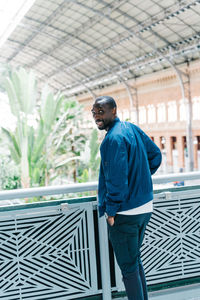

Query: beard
95;119;106;130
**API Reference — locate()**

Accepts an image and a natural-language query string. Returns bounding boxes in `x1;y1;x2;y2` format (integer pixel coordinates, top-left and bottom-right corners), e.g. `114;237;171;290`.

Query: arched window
139;106;146;124
123;109;130;121
147;104;156;123
157;103;166;123
118;110;123;120
168;101;177;122
179;99;187;121
130;109;137;123
193;97;200;120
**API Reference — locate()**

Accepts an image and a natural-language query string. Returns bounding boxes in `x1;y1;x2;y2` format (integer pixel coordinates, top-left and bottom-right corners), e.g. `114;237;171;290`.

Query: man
92;96;162;300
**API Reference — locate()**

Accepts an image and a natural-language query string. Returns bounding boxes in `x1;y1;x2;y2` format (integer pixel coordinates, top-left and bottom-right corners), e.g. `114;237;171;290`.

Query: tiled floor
116;283;200;300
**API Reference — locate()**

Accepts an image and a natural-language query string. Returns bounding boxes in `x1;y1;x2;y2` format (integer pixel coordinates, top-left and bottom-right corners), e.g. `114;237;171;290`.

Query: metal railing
0;171;200;201
0;171;200;300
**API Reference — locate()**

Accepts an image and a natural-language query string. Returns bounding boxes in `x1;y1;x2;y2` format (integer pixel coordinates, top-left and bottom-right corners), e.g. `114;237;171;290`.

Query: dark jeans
108;213;152;300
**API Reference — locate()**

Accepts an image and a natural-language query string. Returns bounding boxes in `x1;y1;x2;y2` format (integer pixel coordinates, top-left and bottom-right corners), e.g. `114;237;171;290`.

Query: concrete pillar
165;136;173;171
177;135;185;169
193;136;198;170
154;136;160;148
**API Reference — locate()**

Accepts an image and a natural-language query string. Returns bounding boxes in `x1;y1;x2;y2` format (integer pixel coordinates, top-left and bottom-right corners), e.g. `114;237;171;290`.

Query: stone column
165;136;173;171
177;135;185;169
154;136;160;148
193;136;198;170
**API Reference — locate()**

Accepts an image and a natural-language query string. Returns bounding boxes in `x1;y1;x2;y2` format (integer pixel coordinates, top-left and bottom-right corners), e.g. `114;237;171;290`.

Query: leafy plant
1;66;101;193
0;154;21;190
2;67;83;188
51;100;87;183
77;128;100;182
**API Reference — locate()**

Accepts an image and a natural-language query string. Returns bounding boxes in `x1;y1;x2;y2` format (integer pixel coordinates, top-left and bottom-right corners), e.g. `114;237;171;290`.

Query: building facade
77;60;200;173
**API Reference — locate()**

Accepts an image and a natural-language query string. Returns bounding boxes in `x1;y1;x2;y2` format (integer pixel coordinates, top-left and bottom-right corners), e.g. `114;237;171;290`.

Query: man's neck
105;116;117;131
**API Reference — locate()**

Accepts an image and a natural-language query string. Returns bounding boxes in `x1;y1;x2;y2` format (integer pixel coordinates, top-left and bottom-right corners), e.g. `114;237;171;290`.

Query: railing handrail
152;170;200;183
0;171;200;201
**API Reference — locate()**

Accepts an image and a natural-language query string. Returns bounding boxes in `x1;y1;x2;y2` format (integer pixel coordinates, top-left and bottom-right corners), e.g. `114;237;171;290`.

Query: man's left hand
107;216;115;226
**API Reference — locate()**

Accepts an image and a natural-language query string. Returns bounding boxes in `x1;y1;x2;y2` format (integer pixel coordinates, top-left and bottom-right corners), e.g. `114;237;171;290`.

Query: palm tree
51;100;87;183
2;67;64;188
77;129;100;183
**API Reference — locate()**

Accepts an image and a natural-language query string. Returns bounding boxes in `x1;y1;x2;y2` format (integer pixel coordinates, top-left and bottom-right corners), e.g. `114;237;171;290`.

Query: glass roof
0;0;200;97
0;0;36;48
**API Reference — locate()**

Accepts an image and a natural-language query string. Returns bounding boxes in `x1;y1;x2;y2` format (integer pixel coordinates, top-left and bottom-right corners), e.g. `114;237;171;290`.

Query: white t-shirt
117;200;153;215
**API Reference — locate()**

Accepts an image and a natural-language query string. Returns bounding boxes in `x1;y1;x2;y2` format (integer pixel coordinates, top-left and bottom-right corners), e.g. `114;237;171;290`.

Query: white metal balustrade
0;172;200;300
0;171;200;201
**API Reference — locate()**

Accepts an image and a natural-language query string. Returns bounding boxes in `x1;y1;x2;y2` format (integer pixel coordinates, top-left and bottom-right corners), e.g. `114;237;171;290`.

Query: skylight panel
0;0;35;48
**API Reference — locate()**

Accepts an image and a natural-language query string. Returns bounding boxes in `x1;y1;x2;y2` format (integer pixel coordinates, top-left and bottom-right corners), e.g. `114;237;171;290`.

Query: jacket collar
107;117;120;131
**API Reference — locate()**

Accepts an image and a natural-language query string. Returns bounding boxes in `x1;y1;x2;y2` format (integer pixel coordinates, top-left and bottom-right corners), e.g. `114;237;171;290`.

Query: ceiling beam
62;41;200;96
7;0;72;62
40;0;200;84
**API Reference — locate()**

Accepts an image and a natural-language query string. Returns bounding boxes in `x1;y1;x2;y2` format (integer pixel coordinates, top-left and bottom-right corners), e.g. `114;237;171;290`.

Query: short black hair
95;96;117;109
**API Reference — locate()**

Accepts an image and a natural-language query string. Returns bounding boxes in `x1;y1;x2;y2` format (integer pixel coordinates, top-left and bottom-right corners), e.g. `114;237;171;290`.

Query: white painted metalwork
113;187;200;291
144;189;200;283
0;171;200;201
98;215;112;300
0;202;98;299
0;173;200;299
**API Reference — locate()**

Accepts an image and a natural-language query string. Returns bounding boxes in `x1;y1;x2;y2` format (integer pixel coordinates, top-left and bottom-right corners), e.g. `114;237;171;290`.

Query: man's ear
112;107;117;116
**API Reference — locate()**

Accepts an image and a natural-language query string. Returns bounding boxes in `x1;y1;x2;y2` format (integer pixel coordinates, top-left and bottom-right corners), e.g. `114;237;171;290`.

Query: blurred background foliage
0;66;101;198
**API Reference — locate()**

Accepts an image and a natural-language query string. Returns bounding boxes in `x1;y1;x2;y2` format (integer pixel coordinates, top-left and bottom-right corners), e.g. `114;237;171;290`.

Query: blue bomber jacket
98;117;162;217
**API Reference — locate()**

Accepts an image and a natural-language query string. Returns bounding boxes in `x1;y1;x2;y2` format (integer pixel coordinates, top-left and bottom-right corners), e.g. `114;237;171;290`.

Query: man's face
91;102;116;130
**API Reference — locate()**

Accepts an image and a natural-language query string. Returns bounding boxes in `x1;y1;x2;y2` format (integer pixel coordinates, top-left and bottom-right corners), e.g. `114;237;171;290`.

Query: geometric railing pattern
142;191;200;284
1;188;200;299
0;202;98;300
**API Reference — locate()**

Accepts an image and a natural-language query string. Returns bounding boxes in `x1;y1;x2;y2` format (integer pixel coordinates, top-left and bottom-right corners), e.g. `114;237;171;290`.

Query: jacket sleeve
143;134;162;175
103;136;129;216
98;161;107;217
